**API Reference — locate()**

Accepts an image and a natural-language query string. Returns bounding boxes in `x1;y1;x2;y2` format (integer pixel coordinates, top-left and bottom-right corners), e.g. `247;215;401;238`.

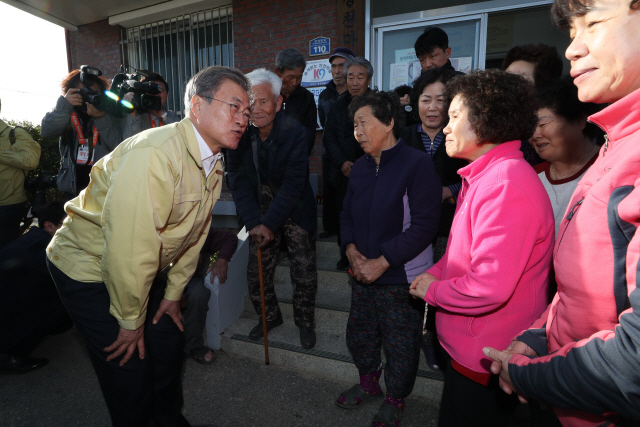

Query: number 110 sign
309;37;331;57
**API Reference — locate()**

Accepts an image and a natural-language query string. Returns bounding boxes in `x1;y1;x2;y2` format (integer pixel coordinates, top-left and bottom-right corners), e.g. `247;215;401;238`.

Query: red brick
69;19;122;74
70;2;344;187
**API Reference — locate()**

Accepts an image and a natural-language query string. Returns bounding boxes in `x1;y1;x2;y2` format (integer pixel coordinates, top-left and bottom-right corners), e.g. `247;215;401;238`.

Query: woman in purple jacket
334;90;441;427
409;70;555;426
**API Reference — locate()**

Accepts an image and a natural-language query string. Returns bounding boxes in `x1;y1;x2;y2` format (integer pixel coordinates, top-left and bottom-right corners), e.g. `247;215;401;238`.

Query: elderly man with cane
46;66;251;427
227;68;318;349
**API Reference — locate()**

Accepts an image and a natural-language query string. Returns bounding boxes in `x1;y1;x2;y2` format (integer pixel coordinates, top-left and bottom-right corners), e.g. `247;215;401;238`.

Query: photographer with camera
0;98;41;249
41;67;121;199
120;72;180;139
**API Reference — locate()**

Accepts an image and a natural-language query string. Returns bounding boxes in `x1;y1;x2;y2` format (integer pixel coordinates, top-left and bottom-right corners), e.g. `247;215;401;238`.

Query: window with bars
120;5;233;115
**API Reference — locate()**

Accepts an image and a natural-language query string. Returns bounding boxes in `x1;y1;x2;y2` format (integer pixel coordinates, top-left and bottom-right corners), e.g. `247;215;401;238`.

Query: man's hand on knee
207;258;229;284
152;298;184;331
104;325;145;366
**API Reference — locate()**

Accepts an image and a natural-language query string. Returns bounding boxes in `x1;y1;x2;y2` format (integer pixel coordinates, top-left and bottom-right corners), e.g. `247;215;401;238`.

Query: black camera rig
79;65;164;118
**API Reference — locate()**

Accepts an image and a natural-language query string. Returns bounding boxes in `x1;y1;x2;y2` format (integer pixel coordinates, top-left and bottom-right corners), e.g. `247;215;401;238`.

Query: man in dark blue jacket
0;201;72;373
227;69;318;349
322;57;373;270
318;47;355;239
275;48;318;156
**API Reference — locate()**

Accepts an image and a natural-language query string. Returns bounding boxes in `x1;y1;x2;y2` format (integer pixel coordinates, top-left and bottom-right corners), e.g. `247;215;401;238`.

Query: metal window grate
120;5;233;115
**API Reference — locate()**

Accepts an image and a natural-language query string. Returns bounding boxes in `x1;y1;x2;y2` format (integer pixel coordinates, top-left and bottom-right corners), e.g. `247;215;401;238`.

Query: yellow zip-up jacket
0;119;41;206
47;118;223;330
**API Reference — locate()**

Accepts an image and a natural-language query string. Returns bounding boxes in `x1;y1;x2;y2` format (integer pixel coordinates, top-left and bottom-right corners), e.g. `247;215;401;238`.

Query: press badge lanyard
149;114;163;128
71;112;98;165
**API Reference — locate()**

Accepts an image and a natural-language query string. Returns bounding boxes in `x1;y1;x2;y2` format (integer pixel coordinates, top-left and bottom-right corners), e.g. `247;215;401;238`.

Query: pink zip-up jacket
425;140;554;375
509;88;640;426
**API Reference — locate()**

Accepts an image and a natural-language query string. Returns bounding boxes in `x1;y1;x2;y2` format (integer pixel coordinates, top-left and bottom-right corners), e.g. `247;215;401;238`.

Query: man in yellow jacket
0;99;41;248
46;66;251;427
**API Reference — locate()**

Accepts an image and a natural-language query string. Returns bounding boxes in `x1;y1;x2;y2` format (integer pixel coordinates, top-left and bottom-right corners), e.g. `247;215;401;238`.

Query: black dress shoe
336;256;350;271
0;354;49;373
248;315;283;340
299;326;316;349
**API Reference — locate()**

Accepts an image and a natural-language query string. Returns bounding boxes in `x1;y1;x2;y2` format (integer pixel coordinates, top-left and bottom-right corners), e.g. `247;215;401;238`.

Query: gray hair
184;66;251;117
245;68;282;100
275;48;306;72
344;57;374;80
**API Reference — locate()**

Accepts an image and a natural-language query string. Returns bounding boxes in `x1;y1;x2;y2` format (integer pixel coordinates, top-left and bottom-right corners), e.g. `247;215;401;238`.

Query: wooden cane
257;247;270;365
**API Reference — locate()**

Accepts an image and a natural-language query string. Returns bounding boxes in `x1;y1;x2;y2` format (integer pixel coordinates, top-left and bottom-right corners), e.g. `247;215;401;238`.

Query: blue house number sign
309;37;331;57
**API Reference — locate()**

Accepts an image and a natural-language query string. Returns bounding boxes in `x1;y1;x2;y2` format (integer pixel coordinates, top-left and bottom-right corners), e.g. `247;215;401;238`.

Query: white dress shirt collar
191;122;220;177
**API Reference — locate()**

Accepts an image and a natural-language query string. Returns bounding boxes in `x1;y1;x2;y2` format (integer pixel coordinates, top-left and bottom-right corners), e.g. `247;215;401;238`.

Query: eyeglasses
201;96;251;122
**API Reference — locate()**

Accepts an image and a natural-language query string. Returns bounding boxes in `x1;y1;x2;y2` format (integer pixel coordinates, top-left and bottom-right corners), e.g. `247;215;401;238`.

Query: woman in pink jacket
484;0;640;426
410;69;555;426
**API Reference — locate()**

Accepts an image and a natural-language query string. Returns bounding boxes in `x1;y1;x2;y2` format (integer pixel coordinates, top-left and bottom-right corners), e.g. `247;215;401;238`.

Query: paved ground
0;328;441;427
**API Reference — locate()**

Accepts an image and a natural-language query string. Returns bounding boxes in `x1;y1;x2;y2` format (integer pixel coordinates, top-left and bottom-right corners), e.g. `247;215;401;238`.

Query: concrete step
239;294;437;376
223;225;444;403
279;240;342;271
221;316;444;403
315;215;340;243
242;296;350;334
274;265;352;312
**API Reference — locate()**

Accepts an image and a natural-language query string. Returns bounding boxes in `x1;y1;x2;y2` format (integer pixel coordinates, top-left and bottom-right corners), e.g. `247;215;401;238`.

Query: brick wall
67;4;338;201
233;0;339;191
68;19;123;75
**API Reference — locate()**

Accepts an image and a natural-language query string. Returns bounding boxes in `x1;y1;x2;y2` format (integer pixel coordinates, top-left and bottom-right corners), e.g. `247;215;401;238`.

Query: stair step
275;265;351;287
242;297;350;334
225;316;443;384
225;226;444;402
272;266;352;312
278;240;342;271
230;333;445;383
221;317;444;402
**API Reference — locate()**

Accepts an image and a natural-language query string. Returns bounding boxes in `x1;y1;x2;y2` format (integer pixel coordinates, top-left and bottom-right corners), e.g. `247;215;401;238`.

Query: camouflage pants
247;186;318;328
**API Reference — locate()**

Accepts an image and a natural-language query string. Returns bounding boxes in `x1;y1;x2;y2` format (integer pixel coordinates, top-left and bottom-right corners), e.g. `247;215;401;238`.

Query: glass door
373;15;486;91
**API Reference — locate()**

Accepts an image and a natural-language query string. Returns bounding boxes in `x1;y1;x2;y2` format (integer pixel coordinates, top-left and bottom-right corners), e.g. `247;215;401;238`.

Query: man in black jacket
275;48;318;156
322;57;373;270
398;27;464;108
414;26;461;73
227;69;318;349
318;47;355;239
0;201;72;373
318;47;355;127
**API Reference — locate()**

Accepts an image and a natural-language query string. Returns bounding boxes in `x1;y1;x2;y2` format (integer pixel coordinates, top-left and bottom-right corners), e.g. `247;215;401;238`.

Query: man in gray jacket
41;70;120;199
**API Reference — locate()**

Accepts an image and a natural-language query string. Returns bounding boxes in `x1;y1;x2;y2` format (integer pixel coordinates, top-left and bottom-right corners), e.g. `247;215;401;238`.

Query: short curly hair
445;69;539;144
349;89;405;139
501;44;563;90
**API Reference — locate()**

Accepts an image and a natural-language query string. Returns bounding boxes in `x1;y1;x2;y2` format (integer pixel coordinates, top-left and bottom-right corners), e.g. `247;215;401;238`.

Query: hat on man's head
329;47;356;63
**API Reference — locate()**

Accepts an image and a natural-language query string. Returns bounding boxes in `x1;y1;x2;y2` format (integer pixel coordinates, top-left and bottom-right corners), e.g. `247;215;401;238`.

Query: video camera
110;67;164;114
78;65;112;113
78;65;164;118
